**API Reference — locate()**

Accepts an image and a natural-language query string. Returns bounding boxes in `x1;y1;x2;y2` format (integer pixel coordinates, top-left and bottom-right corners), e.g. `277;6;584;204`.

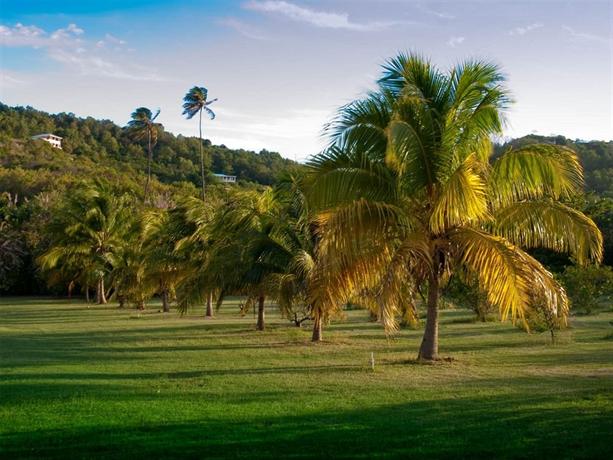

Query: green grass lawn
1;298;612;459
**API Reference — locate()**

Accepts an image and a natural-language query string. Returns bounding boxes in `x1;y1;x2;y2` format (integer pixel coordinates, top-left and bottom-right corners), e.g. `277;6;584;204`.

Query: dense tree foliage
0;103;298;186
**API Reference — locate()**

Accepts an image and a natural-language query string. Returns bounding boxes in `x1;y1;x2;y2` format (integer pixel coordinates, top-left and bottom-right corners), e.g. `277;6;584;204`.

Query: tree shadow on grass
1;391;611;459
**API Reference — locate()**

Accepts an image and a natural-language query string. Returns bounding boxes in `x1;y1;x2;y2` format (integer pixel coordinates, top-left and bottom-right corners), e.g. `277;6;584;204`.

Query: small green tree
560;265;613;314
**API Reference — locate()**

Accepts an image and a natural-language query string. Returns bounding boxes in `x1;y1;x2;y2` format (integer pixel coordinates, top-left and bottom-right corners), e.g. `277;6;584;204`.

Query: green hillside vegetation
0;103;299;187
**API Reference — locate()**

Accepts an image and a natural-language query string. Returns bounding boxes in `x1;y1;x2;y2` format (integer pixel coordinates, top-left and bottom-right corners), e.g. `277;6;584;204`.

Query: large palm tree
308;53;603;360
182;86;217;200
126;107;161;200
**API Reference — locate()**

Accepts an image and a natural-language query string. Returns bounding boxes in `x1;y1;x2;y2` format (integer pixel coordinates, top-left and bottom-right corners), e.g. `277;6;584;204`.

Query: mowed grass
1;298;612;459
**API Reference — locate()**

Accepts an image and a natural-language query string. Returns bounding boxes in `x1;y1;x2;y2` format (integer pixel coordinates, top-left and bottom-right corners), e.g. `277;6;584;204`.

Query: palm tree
173;194;228;318
39;181;132;304
126;107;161;200
182;86;217;200
308;53;603;360
141;208;188;312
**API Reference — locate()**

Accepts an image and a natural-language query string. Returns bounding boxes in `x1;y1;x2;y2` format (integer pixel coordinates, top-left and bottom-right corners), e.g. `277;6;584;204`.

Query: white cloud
96;33;127;48
244;1;413;31
0;22;163;81
562;25;612;44
219;18;267;40
447;36;465;47
0;23;48;47
508;22;543;36
0;70;28;92
417;4;454;19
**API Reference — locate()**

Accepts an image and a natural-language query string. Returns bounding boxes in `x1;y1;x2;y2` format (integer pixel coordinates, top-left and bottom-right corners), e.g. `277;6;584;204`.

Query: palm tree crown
126;107;161;200
182;86;217;200
308;53;603;360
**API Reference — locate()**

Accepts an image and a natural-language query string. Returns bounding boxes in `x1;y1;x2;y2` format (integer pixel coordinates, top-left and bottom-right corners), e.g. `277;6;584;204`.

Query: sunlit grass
1;298;612;458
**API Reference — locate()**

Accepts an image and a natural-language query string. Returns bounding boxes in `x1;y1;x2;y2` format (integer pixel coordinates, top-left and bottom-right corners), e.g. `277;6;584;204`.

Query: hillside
0;103;300;190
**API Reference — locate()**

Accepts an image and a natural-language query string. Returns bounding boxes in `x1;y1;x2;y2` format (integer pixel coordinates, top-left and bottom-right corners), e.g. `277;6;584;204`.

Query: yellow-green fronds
491;144;583;207
430;154;490;234
451;228;568;325
493;200;603;265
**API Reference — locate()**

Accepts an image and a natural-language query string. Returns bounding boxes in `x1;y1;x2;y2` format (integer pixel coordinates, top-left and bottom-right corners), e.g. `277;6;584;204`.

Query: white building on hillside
213;173;237;184
32;133;63;149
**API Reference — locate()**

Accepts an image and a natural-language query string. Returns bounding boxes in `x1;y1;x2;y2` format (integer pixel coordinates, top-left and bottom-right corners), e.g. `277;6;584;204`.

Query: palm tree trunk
199;109;206;200
99;277;107;304
256;295;265;331
205;291;214;318
418;273;439;361
85;285;90;304
162;290;170;313
95;278;108;304
312;314;322;342
145;128;152;200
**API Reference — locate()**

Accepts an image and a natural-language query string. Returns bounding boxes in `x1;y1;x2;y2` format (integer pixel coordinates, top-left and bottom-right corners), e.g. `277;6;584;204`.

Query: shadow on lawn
1;391;610;459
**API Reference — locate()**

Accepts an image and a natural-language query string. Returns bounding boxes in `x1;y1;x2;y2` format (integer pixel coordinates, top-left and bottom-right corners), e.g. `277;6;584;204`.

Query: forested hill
0;103;299;188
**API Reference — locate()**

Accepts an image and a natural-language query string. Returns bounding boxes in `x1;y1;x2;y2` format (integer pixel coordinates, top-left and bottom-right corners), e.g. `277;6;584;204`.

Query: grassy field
1;298;612;459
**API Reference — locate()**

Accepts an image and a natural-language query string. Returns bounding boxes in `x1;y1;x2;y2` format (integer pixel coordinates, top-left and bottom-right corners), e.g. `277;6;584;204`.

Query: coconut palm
39;181;132;304
173;194;228;318
308;53;603;360
182;86;217;200
126;107;161;200
141;208;189;312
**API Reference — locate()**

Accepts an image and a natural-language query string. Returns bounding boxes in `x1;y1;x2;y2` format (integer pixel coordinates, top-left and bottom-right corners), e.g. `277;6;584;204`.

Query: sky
1;1;611;161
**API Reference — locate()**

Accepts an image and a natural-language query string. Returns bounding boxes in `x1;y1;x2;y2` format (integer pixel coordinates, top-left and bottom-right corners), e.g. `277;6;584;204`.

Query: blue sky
1;1;611;160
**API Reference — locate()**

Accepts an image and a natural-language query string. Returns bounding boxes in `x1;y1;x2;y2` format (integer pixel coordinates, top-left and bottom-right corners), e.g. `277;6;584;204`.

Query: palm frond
493;200;603;264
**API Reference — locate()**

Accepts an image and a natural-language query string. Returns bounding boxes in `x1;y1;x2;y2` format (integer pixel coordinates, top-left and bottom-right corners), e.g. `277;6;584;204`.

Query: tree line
1;53;612;360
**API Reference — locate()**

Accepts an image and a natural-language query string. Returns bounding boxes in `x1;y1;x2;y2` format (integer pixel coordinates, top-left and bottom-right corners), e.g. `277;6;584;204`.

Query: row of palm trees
40;53;604;360
127;86;217;200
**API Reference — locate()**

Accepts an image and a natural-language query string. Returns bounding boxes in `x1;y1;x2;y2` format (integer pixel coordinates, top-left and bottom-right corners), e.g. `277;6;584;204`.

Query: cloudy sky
1;0;611;160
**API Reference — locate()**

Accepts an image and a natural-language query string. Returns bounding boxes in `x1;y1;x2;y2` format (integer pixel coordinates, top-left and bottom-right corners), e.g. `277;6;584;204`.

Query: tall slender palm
126;107;161;200
182;86;217;200
308;53;603;360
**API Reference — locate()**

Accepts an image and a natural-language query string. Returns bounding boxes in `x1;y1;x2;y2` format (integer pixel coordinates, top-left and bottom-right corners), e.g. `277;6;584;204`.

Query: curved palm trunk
199;109;206;200
256;295;265;331
418;274;439;361
205;291;214;318
96;277;107;305
311;315;322;342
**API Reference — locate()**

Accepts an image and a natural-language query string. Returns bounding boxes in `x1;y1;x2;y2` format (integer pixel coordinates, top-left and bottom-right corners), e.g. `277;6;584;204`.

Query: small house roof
32;133;63;139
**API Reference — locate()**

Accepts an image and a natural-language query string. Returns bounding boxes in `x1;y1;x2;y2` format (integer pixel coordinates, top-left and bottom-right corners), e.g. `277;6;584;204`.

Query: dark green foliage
0;103;299;186
559;265;613;314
